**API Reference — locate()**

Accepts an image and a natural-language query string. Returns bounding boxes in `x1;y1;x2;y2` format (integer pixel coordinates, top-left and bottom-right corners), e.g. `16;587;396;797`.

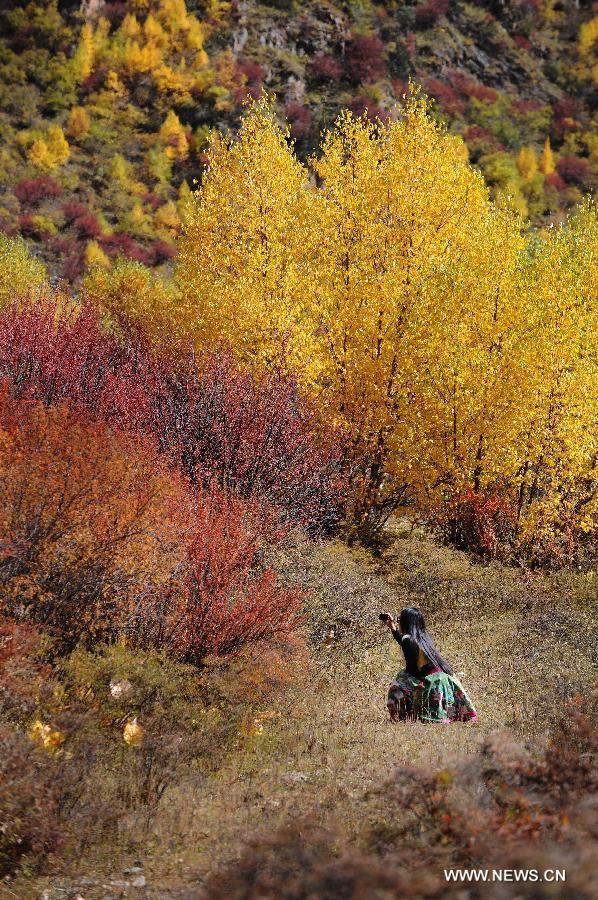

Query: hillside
0;0;597;281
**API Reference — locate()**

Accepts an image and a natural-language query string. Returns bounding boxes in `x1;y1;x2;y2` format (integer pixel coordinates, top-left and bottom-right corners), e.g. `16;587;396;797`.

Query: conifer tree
73;23;95;83
539;137;556;175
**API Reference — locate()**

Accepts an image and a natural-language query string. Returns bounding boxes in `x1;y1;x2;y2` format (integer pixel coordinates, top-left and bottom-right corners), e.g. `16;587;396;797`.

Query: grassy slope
17;524;596;898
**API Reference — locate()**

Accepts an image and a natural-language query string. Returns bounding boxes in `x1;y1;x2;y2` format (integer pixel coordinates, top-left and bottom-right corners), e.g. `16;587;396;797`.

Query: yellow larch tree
517;145;538;180
84;240;111;270
159;110;189;160
73;22;95;83
539;137;556;175
28;138;52;170
46;125;70;167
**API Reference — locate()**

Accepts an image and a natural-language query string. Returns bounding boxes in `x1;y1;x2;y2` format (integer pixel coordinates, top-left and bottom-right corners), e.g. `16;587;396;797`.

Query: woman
382;607;477;724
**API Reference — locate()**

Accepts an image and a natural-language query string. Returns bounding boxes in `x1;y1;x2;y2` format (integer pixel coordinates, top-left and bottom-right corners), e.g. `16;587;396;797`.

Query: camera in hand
379;612;391;622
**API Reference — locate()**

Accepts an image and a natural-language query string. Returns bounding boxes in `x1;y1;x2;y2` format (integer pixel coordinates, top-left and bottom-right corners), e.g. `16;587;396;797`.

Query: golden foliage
578;17;598;55
84;239;111;270
83;258;179;346
178;96;316;375
67;106;91;139
516;145;538;180
177;97;597;542
539;137;556;176
0;235;48;307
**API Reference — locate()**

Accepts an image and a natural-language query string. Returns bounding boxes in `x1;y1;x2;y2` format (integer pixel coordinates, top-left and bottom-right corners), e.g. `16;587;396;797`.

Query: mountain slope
0;0;596;281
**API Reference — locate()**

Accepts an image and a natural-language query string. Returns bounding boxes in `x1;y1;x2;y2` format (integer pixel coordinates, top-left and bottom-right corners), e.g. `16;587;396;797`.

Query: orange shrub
0;394;190;652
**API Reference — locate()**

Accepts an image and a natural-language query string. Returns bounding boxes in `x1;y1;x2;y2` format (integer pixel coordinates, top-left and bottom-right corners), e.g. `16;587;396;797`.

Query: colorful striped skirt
387;667;477;724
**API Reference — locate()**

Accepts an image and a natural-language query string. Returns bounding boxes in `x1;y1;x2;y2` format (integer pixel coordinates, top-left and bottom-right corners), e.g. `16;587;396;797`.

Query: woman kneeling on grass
381;607;477;724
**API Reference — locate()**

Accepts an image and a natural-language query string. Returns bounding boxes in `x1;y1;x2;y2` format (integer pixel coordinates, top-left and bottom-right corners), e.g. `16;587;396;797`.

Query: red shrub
150;239;177;264
74;212;101;239
0;393;190;652
553;97;580;121
544;172;567;192
391;79;408;100
61;200;88;222
15;176;62;205
425;78;464;115
344;35;386;85
449;72;498;104
405;33;416;60
415;0;449;27
551;97;581;138
234;60;265;102
0;301;131;409
109;351;350;533
434;487;517;560
18;214;46;239
349;96;388;123
0;618;49;721
0;302;349;533
0;388;304;665
45;235;71;254
286;102;313;140
511;99;542;114
102;2;128;25
100;233;150;263
309;53;343;82
464;125;492;141
556;155;591;187
466;82;498;104
144;192;162;211
151;487;303;665
514;34;531;50
58;201;100;238
61;250;86;282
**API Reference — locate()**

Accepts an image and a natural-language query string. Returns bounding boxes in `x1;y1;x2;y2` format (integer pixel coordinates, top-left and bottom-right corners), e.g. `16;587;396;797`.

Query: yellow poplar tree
308;95;524;521
83;259;178;347
0;235;48;307
46;126;70;167
177;97;315;374
513;200;598;553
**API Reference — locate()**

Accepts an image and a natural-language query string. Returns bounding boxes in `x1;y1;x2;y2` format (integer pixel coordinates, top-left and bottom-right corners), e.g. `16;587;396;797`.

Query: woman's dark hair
399;606;453;675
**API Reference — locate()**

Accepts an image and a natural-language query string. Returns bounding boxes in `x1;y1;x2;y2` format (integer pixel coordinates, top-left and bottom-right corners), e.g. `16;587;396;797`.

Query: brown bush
0;618;50;722
0;728;61;876
201;820;443;899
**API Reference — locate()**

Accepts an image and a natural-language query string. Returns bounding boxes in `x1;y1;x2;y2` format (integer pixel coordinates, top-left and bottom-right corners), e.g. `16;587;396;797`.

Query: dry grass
7;525;596;898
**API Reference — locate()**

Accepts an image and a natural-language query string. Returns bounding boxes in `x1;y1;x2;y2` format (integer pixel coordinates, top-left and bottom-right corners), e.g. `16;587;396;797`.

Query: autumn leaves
176;96;597;560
